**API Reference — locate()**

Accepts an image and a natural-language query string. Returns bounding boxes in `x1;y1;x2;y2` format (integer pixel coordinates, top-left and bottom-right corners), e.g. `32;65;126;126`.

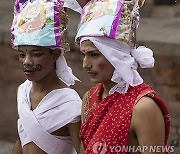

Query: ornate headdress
11;0;81;86
11;0;81;51
76;0;145;48
76;0;155;94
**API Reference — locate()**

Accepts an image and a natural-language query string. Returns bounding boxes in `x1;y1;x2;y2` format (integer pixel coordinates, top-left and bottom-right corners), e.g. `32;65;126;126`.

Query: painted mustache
22;64;42;72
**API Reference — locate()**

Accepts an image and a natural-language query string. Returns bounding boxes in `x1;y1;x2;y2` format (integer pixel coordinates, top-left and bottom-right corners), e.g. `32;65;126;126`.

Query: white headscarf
58;0;81;85
56;51;80;86
81;36;154;94
63;0;82;13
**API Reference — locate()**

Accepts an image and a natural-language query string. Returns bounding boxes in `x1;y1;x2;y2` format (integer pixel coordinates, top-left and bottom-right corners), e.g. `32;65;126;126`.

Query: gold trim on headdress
116;0;141;47
139;0;146;7
76;0;145;48
59;6;70;51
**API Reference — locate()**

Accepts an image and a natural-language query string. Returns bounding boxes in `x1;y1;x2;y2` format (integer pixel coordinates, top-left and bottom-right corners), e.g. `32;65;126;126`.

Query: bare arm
80;142;85;154
12;88;22;154
11;137;23;154
131;96;165;154
79;91;88;154
67;121;81;154
81;91;88;123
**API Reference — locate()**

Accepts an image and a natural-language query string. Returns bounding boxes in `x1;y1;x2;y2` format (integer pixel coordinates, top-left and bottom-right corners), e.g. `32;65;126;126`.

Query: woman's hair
49;49;54;54
49;49;61;69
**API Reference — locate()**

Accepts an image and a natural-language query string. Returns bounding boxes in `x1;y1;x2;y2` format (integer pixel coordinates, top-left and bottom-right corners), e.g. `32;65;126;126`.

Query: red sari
80;83;170;154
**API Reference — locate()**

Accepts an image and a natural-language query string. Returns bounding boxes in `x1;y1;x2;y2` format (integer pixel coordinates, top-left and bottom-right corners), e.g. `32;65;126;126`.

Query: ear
52;49;61;61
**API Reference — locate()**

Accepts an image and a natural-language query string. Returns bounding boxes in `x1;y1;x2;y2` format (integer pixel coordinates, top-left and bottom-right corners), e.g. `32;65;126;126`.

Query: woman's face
17;45;56;82
80;40;115;84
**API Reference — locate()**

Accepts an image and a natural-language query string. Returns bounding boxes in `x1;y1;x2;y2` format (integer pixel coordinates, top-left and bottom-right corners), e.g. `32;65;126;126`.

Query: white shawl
80;37;154;94
17;80;82;154
63;0;82;13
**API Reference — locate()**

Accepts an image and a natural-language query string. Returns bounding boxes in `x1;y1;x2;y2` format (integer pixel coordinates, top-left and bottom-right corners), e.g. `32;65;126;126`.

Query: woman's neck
31;72;66;93
101;81;116;99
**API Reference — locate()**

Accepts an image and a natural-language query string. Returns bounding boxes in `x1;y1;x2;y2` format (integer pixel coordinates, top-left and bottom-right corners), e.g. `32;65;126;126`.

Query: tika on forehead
76;0;156;95
11;0;81;86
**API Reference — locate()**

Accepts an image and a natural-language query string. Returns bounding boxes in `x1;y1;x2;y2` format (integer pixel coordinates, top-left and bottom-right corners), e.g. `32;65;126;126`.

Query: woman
76;0;170;153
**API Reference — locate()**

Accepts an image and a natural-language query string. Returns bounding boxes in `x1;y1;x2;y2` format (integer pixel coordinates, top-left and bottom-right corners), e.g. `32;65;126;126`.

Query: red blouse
80;83;170;154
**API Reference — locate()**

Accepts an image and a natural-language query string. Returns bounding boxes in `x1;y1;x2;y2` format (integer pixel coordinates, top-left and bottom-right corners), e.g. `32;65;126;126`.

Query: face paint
81;40;115;84
22;64;42;72
98;63;106;70
34;64;42;71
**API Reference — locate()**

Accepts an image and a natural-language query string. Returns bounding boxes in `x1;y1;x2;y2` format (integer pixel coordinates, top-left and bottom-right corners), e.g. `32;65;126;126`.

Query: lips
87;71;97;77
23;69;35;75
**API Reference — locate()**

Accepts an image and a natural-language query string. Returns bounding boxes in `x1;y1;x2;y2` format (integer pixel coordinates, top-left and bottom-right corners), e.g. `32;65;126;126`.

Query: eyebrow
81;48;99;53
31;49;43;52
17;50;23;52
17;49;43;52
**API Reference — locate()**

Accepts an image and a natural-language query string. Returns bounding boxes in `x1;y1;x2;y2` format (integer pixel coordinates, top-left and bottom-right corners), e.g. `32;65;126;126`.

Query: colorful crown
11;0;69;51
76;0;145;47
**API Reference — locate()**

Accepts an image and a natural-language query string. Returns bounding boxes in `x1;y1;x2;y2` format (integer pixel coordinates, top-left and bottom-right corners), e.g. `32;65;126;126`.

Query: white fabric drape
63;0;82;13
80;37;155;94
17;80;81;153
57;0;81;85
56;52;80;86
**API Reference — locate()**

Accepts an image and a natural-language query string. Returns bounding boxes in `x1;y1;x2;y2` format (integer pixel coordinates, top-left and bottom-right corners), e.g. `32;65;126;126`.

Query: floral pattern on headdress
11;0;69;51
76;0;145;48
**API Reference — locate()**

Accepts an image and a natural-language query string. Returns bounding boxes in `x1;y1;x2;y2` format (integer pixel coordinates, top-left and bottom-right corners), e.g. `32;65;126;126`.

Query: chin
26;78;36;82
90;78;101;84
25;77;39;82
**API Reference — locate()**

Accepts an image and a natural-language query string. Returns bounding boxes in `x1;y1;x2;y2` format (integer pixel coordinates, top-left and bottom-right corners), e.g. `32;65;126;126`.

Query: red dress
80;83;170;154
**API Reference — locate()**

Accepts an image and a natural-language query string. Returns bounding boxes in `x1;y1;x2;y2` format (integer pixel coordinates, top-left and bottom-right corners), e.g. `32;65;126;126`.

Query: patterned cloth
76;0;144;47
80;83;170;154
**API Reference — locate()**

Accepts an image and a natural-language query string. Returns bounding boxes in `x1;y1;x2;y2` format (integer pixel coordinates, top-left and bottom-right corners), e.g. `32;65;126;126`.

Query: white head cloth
63;0;82;13
56;51;80;86
58;0;81;85
80;36;155;94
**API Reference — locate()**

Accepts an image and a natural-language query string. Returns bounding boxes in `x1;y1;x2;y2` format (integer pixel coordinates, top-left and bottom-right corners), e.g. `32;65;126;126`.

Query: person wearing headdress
11;0;82;154
75;0;171;153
